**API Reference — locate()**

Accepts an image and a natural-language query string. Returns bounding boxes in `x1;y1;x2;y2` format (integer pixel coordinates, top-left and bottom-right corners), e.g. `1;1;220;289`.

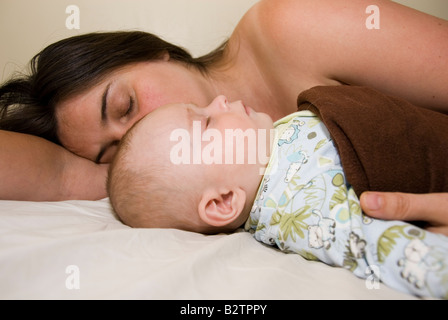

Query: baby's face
132;95;274;194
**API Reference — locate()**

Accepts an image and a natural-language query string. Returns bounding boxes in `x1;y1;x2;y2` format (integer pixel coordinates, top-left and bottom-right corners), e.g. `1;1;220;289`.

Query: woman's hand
360;192;448;236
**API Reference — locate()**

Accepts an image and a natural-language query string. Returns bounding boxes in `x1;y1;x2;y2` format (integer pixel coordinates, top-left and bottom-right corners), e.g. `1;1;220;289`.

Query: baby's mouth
243;103;252;116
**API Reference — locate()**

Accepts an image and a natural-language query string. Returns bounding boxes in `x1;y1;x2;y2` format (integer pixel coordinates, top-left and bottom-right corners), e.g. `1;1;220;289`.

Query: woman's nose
109;123;130;142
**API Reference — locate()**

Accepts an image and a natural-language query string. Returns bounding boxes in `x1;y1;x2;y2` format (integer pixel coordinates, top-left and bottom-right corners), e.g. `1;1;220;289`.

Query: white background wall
393;0;448;18
1;0;447;82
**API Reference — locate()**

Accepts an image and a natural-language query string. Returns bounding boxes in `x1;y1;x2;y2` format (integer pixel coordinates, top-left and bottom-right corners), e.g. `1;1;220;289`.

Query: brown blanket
297;86;448;196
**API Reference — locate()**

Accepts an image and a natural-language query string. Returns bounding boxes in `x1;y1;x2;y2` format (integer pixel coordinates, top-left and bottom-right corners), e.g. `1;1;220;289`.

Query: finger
360;192;448;225
425;225;448;237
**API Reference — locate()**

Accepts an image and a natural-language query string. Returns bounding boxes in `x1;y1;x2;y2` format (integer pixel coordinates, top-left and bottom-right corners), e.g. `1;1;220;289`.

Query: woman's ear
198;188;246;227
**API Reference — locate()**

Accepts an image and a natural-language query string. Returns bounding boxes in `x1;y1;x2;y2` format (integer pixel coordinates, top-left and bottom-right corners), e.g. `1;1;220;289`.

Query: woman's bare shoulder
239;0;448;111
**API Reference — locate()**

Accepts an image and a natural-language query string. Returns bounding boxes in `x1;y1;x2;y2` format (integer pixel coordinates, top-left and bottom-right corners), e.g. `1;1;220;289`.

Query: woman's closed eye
116;96;135;123
122;96;134;118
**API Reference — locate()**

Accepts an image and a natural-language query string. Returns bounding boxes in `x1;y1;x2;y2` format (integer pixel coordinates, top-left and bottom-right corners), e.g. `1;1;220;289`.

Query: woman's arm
253;0;448;112
0;130;107;201
245;0;448;234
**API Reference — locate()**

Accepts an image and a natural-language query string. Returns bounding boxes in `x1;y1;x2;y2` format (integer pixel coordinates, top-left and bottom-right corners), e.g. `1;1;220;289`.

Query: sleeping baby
107;89;448;299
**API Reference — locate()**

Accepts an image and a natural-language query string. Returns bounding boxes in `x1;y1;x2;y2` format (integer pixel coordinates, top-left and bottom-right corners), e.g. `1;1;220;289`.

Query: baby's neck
242;172;266;220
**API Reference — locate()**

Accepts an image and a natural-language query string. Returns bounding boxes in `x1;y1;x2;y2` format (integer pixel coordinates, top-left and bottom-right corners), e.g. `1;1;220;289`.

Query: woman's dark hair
0;31;227;144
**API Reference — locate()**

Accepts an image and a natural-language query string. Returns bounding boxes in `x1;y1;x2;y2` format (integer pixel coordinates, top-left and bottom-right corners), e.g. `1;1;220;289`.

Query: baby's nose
209;95;229;112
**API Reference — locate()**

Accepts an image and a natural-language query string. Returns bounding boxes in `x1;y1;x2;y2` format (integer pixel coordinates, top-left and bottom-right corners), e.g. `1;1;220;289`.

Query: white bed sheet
0;198;416;299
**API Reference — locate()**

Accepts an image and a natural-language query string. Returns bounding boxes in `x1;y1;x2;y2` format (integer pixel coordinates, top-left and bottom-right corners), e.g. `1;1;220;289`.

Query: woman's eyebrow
101;83;112;125
95;83;113;163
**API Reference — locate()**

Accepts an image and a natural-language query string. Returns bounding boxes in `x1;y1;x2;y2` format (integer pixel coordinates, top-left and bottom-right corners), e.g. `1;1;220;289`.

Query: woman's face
56;60;213;163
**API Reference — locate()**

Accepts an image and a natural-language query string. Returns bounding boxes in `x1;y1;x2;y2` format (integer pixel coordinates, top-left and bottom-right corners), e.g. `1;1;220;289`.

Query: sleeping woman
0;0;447;234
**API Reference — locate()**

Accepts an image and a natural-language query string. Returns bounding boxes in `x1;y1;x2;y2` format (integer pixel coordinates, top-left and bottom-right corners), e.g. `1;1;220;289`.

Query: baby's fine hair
107;124;216;233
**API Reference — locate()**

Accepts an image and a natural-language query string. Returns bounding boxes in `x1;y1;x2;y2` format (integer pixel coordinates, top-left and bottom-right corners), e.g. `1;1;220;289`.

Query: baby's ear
198;188;246;227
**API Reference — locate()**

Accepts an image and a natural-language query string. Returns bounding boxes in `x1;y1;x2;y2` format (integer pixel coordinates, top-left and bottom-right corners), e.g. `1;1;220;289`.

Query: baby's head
108;95;274;234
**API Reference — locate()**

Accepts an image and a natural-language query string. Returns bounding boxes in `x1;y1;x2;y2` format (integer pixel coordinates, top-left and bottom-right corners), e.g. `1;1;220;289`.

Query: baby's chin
256;111;274;128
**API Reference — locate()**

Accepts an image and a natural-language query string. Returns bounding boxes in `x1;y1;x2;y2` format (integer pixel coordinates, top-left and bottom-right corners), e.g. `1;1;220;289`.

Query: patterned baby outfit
244;111;448;299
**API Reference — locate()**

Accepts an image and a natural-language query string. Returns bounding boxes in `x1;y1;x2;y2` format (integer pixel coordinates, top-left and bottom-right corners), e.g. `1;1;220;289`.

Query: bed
0;198;416;299
1;0;445;300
